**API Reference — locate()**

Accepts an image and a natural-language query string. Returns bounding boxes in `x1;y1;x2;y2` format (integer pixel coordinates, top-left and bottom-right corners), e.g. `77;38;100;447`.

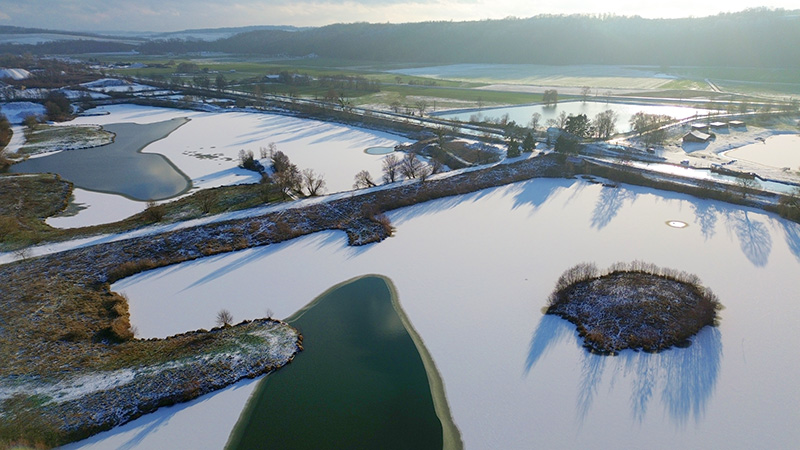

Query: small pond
365;146;396;155
436;101;713;132
227;275;458;450
9;118;191;201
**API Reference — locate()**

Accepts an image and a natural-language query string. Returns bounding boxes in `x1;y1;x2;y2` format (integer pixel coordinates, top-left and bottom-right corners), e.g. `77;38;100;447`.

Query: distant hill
2;9;799;68
205;9;800;68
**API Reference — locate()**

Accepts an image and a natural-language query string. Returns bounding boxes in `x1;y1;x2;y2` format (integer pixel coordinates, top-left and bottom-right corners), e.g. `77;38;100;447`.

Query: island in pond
546;261;722;354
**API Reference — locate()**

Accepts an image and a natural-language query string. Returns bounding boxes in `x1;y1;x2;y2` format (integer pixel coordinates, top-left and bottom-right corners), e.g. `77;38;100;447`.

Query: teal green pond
227;275;456;450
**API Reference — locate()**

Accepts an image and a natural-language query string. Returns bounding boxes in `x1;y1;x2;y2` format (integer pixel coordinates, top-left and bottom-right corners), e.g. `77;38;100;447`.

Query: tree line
147;9;800;68
3;10;798;68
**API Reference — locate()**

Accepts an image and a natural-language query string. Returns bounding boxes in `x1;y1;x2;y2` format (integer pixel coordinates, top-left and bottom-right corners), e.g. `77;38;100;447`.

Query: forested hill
206;10;800;67
4;9;799;68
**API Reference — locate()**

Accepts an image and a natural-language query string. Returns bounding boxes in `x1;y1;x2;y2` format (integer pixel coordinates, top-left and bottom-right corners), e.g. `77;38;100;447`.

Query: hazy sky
1;1;796;32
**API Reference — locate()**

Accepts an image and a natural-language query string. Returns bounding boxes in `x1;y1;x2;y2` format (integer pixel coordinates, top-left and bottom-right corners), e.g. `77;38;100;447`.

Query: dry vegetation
0;155;564;448
547;261;722;353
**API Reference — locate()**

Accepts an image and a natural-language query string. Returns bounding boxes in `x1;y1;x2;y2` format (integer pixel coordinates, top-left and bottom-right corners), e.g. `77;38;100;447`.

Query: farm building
729;120;745;128
691;123;710;132
683;130;712;143
709;121;728;129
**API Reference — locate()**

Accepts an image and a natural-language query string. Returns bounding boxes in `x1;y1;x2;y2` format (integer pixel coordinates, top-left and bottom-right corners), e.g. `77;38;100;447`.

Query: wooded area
2;10;798;68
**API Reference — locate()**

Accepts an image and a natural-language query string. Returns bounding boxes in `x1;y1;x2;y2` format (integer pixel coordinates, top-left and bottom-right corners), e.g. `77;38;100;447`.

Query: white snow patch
0;101;46;124
0;68;31;80
100;179;800;449
59;377;262;450
46;189;145;229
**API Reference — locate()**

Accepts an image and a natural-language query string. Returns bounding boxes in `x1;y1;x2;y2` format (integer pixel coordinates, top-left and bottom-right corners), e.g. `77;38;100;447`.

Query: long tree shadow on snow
525;314;722;426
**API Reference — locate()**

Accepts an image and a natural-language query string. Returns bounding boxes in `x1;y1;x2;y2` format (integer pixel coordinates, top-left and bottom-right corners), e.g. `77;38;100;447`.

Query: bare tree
144;200;165;222
301;168;327;196
275;163;301;198
270;150;292;174
400;152;423;179
543;89;558;107
429;158;444;175
216;309;234;327
353;170;377;189
592;109;618;139
196;189;216;214
555;111;569;129
735;177;759;199
415;100;428;116
581;86;591;102
382;154;400;184
529;112;542;134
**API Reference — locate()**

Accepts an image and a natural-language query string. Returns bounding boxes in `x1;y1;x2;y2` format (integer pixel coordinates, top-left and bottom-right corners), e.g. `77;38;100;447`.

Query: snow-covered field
44;104;406;227
71;177;800;449
391;64;685;90
724;134;800;171
0;101;46;124
640;127;800;186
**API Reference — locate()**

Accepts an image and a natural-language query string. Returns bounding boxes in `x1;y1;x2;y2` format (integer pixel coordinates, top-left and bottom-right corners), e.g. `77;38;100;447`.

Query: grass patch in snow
18;124;114;155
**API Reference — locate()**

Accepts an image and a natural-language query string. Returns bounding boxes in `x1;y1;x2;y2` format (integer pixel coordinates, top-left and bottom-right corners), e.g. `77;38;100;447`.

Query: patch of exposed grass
0;178;285;252
19;124;113;155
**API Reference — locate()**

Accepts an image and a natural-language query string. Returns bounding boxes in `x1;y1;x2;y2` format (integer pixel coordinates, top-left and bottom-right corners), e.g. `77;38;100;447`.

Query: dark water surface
10;118;190;200
227;275;452;450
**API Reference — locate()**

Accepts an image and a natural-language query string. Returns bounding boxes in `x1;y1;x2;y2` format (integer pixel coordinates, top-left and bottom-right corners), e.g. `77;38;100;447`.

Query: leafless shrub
382;154;400;184
353;170;377;189
373;213;394;236
301;168;327;196
552;262;599;295
216;309;234;328
107;259;158;282
195;189;216;214
144;200;166;222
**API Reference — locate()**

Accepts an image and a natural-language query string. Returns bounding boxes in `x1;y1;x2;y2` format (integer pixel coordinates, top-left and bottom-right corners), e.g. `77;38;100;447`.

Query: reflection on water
526;316;722;426
438;101;711;133
9;118;190;200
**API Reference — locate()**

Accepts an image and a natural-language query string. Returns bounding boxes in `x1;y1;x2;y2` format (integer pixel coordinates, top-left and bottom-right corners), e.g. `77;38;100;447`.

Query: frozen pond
10;119;191;201
37;104;406;227
724;134;800;170
437;101;712;132
80;178;800;449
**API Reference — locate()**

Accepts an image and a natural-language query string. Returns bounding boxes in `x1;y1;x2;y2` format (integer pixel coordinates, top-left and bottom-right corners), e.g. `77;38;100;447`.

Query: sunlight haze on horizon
1;0;796;33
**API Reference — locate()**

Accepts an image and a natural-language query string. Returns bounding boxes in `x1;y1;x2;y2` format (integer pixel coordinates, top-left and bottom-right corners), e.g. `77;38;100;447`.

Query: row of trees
353;151;443;189
556;109;619;139
628;112;674;147
237;144;328;198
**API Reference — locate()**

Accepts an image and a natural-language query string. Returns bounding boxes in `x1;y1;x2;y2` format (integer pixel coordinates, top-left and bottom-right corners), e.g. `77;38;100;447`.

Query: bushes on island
547;261;722;353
